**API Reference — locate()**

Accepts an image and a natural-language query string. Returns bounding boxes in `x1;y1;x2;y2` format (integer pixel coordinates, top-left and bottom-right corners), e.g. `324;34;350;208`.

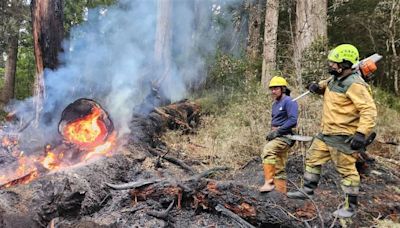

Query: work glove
350;132;366;150
307;82;323;94
266;131;281;141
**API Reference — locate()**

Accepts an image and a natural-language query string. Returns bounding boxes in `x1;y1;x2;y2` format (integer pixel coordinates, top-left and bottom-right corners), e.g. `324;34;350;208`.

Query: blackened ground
0;101;398;227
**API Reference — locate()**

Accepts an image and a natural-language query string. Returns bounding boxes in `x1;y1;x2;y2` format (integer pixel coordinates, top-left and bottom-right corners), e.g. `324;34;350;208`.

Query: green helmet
328;44;359;65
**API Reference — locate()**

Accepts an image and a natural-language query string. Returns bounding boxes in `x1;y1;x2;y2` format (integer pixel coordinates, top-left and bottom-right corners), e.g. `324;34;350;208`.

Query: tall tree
30;0;64;123
262;0;280;88
293;0;327;87
1;0;27;103
246;0;262;60
388;0;400;95
1;32;19;103
154;0;172;88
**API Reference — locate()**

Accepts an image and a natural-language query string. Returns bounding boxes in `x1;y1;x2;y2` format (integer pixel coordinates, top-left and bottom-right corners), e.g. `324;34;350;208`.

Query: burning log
0;98;117;190
58;98;114;150
0;170;38;190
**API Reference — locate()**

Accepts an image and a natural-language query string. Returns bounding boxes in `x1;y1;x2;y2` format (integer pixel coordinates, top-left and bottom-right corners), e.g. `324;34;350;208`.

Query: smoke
5;0;243;151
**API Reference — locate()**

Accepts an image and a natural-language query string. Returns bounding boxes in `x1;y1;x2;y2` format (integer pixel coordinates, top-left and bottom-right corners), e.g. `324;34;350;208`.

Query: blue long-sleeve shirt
271;95;299;135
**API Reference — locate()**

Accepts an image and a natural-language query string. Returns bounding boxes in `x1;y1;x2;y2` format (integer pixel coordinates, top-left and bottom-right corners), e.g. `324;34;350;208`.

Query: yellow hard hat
328;44;359;64
269;76;288;88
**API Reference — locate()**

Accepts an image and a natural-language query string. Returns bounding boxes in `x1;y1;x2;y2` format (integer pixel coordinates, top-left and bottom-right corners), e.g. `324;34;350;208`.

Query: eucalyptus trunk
1;32;19;103
293;0;327;87
261;0;280;89
246;0;262;61
154;0;172;88
30;0;64;123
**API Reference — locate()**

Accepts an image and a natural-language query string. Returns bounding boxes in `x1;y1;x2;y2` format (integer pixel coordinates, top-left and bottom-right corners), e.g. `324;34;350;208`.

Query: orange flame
0;105;116;189
63;106;108;149
84;132;116;161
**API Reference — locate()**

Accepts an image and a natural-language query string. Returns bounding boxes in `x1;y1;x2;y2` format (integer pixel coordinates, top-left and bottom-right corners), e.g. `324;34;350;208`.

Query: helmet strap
339;60;353;70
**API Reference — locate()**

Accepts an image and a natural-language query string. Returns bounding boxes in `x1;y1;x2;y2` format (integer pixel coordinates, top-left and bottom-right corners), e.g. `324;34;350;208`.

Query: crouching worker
260;76;299;193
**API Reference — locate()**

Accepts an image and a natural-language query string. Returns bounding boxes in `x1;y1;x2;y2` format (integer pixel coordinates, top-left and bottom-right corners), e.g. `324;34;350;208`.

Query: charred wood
215;204;255;228
105;179;162;190
129;100;201;146
146;200;175;220
147;147;195;174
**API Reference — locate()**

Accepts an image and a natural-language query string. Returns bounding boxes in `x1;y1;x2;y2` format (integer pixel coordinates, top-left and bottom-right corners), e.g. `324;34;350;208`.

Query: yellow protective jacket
319;73;377;136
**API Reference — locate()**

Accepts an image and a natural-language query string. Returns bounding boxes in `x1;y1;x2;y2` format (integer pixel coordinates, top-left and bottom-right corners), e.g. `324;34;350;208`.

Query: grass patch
164;82;400;169
373;219;400;228
163;53;400;169
164;83;271;169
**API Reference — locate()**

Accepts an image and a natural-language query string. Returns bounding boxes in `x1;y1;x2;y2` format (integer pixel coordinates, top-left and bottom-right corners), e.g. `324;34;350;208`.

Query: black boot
333;194;357;218
287;172;319;199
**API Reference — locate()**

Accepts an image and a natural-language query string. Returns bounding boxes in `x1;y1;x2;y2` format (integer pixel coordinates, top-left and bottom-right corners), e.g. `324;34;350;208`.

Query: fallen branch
105;179;161;190
265;203;317;223
188;166;229;182
107;166;226;192
215;204;255;228
147;200;175;220
329;203;342;228
121;204;146;213
376;139;399;146
239;157;259;170
148;147;195;174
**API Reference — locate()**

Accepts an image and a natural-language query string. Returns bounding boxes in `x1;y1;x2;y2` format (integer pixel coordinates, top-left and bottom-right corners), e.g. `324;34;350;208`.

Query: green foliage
328;0;400;92
15;43;35;99
64;0;117;34
206;52;250;89
373;87;400;111
0;108;7;121
197;52;261;114
301;37;330;84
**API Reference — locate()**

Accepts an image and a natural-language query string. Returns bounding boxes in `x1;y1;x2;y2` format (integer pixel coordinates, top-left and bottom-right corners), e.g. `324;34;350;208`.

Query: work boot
274;178;287;194
259;164;275;192
286;186;314;199
333;194;357;218
287;172;320;199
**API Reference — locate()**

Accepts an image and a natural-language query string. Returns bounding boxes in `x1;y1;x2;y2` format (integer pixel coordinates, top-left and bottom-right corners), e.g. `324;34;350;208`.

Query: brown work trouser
261;137;291;180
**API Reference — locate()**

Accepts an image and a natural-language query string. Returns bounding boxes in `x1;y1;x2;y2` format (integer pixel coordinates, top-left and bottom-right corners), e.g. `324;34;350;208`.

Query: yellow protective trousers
261;137;291;180
305;138;360;193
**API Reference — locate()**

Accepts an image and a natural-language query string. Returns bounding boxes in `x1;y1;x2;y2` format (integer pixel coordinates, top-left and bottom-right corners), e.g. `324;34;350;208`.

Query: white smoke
5;0;242;151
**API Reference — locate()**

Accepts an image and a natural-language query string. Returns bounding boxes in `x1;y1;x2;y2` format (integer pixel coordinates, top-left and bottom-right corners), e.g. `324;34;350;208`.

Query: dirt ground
0;101;399;228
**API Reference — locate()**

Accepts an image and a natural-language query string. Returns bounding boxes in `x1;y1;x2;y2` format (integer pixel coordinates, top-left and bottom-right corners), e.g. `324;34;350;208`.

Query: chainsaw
292;53;383;102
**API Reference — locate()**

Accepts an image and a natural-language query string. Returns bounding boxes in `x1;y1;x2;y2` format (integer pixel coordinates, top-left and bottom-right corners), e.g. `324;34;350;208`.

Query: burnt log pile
0;100;399;227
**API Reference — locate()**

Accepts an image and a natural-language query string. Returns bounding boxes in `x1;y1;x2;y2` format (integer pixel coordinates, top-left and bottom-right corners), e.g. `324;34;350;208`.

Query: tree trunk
30;0;64;123
389;0;399;95
293;0;327;87
246;0;262;61
1;32;19;103
154;0;172;88
261;0;280;89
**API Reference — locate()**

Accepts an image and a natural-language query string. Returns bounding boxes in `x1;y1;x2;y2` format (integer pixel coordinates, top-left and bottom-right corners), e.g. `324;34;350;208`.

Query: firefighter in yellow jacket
287;44;377;218
260;76;298;194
